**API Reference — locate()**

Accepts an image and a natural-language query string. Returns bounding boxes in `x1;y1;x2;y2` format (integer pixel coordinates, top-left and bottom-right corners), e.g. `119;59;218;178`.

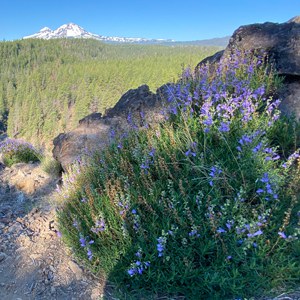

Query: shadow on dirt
0;161;104;299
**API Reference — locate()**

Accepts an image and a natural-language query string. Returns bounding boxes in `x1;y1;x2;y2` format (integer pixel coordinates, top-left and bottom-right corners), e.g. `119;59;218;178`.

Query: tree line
0;38;220;149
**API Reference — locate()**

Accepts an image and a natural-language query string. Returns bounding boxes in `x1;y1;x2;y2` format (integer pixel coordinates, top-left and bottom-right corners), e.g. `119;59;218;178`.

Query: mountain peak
23;23;175;44
40;27;52;32
53;23;88;38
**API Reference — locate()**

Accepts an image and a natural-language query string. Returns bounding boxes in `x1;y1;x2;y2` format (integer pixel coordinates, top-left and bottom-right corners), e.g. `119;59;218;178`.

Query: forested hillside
0;39;220;148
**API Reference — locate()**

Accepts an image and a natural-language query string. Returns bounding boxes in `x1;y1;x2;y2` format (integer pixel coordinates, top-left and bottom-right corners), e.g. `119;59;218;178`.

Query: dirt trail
0;162;105;300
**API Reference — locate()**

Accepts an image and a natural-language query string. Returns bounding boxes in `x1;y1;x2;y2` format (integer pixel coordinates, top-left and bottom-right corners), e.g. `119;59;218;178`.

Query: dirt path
0;162;105;300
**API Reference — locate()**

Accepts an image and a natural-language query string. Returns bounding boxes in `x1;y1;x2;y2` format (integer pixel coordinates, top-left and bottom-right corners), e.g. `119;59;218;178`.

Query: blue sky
1;0;298;41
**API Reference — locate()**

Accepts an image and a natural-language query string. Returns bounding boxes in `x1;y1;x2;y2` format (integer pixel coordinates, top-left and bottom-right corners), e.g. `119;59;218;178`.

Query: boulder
224;21;300;76
196;17;300;119
53;85;167;169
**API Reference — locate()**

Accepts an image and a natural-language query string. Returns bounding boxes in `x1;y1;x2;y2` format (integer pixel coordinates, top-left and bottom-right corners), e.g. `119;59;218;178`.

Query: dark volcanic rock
278;75;300;119
195;50;224;71
196;17;300;119
224;21;300;76
106;85;157;118
53;85;166;169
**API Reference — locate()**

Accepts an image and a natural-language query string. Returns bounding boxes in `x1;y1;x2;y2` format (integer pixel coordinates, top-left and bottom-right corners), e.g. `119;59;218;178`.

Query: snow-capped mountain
23;23;175;44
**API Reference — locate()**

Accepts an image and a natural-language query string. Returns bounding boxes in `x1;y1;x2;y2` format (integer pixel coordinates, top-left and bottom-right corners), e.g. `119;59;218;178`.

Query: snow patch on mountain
23;23;175;44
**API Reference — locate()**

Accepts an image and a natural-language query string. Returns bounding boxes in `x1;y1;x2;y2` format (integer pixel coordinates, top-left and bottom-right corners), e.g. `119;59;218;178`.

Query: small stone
0;217;11;225
68;261;83;280
0;252;7;262
91;288;101;300
30;254;41;260
16;246;27;253
49;265;56;273
8;223;22;233
16;217;23;223
50;286;56;294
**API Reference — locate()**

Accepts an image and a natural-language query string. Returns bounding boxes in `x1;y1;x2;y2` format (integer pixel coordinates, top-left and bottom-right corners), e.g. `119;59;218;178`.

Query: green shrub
0;138;41;167
56;50;300;299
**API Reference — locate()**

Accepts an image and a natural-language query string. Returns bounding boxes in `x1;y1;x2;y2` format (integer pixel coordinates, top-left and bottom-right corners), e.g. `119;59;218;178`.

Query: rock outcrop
196;18;300;119
53;85;169;169
53;17;300;169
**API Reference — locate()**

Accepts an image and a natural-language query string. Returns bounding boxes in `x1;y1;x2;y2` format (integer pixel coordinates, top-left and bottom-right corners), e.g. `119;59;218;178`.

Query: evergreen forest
0;39;221;148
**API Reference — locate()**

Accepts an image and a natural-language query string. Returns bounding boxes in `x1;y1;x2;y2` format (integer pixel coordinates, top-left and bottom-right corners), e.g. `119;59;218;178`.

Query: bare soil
0;162;105;300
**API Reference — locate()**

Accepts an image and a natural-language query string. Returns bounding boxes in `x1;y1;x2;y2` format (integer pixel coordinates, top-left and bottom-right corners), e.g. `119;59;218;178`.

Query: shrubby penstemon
56;49;300;299
0;138;41;166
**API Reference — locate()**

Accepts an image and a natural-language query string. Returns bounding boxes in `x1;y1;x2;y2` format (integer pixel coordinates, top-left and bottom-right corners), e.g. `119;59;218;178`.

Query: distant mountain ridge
23;23;175;44
23;23;229;46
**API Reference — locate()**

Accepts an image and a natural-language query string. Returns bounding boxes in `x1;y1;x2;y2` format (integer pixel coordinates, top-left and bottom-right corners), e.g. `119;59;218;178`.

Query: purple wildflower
261;173;269;183
87;248;93;260
149;148;156;158
189;229;201;238
140;161;150;174
217;227;226;234
252;142;263;153
185;149;196;157
218;121;230;132
226;221;234;230
247;230;263;238
209;166;222;186
128;268;136;276
264;147;280;161
73;219;79;229
135;250;142;258
91;218;106;233
157;236;166;257
254;86;265;97
282;151;300;168
278;231;287;239
127;260;150;277
79;236;86;247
